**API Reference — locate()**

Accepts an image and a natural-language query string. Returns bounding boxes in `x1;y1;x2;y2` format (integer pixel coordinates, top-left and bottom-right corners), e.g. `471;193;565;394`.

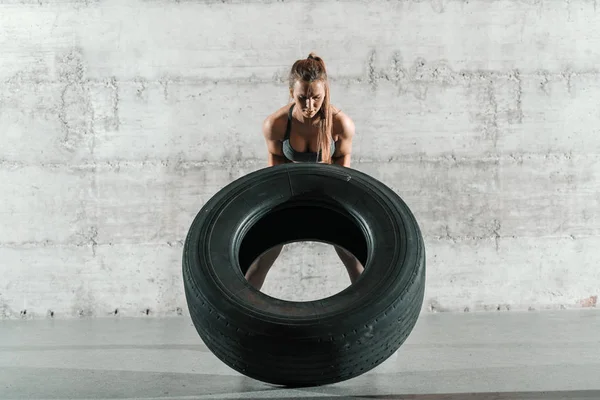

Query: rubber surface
182;163;426;387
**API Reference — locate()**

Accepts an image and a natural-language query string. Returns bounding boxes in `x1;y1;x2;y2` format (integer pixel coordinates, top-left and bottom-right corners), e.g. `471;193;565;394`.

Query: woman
244;53;364;290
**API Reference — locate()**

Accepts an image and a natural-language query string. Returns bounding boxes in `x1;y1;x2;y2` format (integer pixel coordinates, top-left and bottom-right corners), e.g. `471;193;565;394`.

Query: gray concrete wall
1;0;598;319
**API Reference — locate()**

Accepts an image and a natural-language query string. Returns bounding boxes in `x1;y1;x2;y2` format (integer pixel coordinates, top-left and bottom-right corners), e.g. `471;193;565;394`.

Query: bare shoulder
331;106;356;140
263;103;291;141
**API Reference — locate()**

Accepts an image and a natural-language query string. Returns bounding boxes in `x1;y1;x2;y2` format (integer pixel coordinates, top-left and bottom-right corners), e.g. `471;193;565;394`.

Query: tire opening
236;196;369;299
252;240;364;301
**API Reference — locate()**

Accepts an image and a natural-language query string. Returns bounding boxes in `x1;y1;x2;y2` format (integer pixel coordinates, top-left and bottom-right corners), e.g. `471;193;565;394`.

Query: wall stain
508;69;523;124
134;77;149;101
55;47;95;154
104;76;120;131
431;0;445;13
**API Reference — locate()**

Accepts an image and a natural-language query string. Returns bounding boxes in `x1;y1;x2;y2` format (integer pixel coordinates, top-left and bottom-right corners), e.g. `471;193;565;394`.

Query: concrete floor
1;310;599;400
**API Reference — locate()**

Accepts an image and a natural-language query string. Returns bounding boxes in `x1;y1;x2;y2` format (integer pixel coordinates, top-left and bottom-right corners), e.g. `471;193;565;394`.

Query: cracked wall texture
1;0;599;319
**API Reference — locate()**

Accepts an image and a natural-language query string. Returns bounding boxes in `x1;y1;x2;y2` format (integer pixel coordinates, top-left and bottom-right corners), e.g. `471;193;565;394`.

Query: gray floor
1;310;599;400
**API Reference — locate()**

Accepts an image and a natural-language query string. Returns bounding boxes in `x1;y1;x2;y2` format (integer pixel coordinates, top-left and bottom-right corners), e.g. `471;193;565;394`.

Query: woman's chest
288;122;338;152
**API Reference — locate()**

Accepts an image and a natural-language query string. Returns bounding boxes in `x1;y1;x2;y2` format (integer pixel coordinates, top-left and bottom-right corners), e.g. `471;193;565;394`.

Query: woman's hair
288;52;333;163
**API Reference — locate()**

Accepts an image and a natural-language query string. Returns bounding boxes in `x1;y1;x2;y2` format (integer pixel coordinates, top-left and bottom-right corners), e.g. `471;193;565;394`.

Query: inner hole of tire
237;196;369;300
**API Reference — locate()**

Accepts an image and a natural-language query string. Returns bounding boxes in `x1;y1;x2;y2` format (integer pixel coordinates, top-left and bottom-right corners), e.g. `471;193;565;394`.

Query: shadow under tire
182;163;426;387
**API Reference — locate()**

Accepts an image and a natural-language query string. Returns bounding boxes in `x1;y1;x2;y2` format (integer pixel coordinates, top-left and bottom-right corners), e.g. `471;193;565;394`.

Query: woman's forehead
293;80;325;96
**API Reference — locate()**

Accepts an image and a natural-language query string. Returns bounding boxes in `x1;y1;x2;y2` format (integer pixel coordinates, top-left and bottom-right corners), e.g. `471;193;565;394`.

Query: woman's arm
262;115;288;166
332;114;355;167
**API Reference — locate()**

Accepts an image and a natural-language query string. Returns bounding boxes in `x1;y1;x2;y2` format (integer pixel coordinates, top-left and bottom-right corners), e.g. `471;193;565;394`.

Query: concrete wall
1;0;599;319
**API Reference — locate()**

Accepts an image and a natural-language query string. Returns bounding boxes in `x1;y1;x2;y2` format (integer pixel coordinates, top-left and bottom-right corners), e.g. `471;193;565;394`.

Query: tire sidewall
183;163;424;330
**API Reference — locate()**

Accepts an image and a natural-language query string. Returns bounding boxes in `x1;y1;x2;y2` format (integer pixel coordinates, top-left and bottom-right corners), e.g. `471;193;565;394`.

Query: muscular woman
244;52;364;290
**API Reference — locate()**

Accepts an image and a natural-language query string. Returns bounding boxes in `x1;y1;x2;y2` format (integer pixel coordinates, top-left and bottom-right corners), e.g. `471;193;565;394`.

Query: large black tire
182;163;425;387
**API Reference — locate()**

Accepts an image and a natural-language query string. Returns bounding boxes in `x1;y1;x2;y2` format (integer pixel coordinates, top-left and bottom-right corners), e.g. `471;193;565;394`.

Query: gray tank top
282;104;336;163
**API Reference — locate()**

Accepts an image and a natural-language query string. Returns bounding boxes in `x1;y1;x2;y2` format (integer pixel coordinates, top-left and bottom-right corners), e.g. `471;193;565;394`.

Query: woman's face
291;79;326;119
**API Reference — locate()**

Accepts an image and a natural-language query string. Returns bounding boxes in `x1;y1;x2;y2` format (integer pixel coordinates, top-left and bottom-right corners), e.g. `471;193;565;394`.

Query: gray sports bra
282;104;336;163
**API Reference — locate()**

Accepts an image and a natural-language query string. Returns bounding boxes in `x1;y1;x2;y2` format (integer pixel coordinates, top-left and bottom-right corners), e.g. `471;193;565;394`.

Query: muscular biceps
263;116;288;166
332;115;355;167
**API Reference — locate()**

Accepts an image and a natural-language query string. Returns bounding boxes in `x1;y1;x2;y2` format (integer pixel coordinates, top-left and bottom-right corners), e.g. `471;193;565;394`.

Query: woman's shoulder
330;104;352;123
330;104;342;116
331;105;355;136
263;103;292;141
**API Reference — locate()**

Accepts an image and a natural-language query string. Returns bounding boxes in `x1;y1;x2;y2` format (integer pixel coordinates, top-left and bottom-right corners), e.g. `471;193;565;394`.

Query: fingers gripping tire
182;163;426;387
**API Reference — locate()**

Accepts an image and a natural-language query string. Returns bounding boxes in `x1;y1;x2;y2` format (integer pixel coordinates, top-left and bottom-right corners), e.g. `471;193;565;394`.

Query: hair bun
307;52;319;60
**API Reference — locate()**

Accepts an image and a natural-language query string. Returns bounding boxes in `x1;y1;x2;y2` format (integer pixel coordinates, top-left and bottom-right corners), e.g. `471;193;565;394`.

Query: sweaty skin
244;79;364;290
